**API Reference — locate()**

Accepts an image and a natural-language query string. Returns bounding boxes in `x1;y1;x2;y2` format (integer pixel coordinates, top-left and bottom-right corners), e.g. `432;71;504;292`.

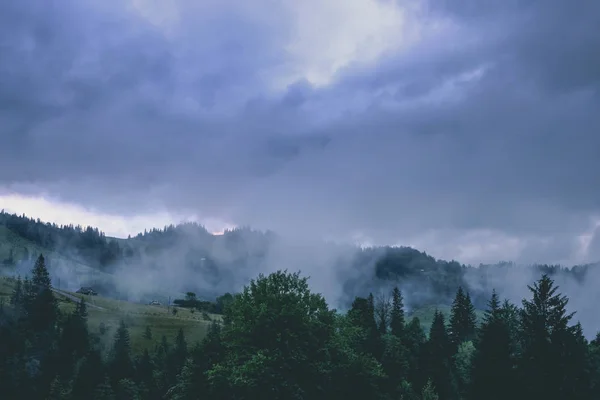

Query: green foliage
381;333;409;396
425;311;458;400
421;379;439;400
390;286;405;338
518;275;592;400
1;257;600;400
47;377;70;400
110;320;134;384
94;375;116;400
26;254;59;335
208;270;336;399
348;295;381;356
454;341;475;398
469;291;516;400
449;287;477;349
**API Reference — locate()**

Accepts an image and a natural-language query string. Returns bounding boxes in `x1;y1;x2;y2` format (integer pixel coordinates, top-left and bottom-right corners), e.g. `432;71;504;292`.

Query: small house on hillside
76;287;97;296
149;300;161;306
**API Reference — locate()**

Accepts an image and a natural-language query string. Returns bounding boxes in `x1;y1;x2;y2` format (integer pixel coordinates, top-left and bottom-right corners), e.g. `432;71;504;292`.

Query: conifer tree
425;311;457;400
110;320;134;385
26;254;58;335
31;253;52;289
381;333;409;397
589;332;600;398
58;298;90;379
404;316;426;390
135;349;156;397
164;328;189;388
518;275;591;400
469;290;515;400
449;287;476;350
390;287;405;338
72;350;105;398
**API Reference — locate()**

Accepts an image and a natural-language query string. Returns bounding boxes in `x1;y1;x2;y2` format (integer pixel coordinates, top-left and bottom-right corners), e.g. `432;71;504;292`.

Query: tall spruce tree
404;316;426;390
425;311;457;400
469;290;515;400
449;287;476;350
518;275;591;400
390;287;405;338
110;320;134;385
26;254;58;335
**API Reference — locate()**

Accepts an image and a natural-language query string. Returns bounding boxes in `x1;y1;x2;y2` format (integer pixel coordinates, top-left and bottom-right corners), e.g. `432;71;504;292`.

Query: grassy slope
1;227;486;346
0;276;218;354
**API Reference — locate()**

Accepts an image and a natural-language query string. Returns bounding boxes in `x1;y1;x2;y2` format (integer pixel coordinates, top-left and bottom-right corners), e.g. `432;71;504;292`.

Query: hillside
0;275;217;354
1;210;597;313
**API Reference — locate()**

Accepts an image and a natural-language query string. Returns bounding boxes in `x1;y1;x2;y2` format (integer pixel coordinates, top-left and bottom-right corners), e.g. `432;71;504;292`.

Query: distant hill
0;210;597;311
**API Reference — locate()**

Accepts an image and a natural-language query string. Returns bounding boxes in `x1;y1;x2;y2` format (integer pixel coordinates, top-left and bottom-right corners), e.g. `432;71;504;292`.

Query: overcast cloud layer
1;0;600;265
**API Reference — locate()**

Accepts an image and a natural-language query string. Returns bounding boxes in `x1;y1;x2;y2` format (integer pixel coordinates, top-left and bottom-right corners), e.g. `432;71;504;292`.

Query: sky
1;0;600;266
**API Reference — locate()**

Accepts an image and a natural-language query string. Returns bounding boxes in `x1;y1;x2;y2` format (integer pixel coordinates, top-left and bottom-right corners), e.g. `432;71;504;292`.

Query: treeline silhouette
1;254;600;399
1;210;597;310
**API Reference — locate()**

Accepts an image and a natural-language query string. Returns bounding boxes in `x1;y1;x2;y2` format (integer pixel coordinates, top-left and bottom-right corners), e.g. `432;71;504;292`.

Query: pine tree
110;320;134;385
518;275;591;400
381;333;409;397
404;316;426;390
449;287;476;350
57;298;90;379
425;311;457;400
390;287;405;338
173;328;188;365
31;253;52;289
26;254;58;335
164;328;189;388
469;291;515;400
590;332;600;398
135;349;155;397
72;350;105;398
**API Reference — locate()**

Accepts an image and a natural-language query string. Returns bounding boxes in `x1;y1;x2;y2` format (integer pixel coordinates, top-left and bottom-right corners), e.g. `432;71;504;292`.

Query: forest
1;210;595;310
1;254;600;399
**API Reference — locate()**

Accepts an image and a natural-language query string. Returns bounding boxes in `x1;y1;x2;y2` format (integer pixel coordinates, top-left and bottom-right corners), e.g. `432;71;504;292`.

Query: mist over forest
2;210;599;337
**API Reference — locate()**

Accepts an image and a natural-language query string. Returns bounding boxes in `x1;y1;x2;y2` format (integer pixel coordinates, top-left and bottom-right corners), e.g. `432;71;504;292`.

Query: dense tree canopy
2;259;600;400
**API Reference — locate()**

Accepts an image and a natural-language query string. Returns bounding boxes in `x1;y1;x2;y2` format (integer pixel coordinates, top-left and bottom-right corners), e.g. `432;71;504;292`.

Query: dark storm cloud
1;0;600;264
